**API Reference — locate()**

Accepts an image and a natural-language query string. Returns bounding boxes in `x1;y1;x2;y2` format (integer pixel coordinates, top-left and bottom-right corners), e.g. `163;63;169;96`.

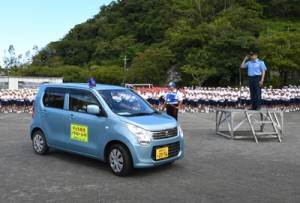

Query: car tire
108;144;133;176
32;131;49;155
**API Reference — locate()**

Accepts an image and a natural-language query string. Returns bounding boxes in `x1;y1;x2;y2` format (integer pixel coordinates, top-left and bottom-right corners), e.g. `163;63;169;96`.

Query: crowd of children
134;85;300;113
1;85;299;114
0;89;36;113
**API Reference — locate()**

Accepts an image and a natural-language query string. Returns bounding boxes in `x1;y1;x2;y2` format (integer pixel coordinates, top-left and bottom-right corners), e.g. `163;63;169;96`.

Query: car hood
119;113;177;131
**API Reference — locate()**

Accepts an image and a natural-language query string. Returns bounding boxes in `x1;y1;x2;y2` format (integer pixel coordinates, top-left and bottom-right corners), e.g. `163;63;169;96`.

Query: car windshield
98;89;157;117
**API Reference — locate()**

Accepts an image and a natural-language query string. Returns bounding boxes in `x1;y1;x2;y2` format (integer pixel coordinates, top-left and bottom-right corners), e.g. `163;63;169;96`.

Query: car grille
151;142;180;161
151;127;178;140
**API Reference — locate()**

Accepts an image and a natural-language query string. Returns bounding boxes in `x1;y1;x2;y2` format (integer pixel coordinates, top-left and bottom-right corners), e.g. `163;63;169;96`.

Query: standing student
163;82;183;120
180;89;187;113
240;52;267;110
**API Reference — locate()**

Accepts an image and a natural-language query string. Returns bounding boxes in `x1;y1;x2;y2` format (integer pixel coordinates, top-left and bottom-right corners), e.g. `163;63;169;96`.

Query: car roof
41;83;127;91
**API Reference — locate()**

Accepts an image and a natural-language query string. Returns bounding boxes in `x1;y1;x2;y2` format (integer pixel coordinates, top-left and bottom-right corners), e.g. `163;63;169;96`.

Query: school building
0;76;63;90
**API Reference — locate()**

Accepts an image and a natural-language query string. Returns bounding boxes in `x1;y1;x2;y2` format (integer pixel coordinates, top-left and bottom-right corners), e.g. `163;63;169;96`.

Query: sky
0;0;112;66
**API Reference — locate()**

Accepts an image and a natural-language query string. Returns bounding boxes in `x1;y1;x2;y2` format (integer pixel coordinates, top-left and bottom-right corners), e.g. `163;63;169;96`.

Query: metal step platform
216;109;284;143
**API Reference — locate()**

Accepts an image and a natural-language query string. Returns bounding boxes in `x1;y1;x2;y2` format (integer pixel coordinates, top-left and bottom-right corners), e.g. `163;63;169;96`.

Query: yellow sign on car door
71;124;88;142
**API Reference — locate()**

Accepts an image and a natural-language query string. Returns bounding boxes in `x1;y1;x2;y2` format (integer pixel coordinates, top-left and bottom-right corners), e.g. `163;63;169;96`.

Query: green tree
28;0;299;87
260;32;300;86
126;46;174;85
89;65;123;85
181;50;218;86
3;45;17;69
181;65;217;86
56;66;86;82
257;0;300;18
31;45;56;67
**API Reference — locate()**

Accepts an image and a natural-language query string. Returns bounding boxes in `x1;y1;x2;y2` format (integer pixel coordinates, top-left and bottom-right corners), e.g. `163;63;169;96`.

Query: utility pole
123;55;128;70
122;55;129;85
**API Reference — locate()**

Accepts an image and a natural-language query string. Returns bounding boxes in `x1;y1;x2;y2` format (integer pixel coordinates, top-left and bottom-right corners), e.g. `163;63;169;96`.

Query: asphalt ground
0;112;299;203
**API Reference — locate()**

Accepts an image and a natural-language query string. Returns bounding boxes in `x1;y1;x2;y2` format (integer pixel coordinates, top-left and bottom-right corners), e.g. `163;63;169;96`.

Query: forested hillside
8;0;300;87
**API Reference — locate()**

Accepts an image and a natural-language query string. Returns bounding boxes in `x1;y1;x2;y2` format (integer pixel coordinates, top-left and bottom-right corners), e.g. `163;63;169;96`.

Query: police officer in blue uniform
241;52;267;110
163;82;183;120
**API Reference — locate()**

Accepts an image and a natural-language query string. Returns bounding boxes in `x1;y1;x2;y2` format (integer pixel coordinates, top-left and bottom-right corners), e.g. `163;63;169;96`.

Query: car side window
42;88;65;109
69;89;100;113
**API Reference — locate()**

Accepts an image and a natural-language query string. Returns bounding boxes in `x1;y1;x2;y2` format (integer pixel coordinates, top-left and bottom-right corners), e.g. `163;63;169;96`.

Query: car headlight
178;125;184;138
127;124;151;146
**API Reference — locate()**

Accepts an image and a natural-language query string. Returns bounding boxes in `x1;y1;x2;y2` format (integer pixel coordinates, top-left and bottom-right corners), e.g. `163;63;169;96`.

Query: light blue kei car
30;81;184;176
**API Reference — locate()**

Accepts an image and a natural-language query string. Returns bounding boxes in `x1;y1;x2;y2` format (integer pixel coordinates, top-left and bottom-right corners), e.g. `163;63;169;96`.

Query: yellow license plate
156;147;169;160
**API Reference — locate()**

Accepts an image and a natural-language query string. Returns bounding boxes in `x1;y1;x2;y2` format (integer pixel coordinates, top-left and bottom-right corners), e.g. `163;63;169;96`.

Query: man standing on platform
240;52;267;110
163;82;183;120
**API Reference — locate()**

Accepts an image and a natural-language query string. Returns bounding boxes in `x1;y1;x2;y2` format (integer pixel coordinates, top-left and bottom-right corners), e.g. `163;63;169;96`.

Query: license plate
156;147;169;160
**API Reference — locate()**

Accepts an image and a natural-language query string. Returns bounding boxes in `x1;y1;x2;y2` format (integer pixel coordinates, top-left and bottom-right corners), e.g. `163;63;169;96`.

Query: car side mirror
87;104;101;115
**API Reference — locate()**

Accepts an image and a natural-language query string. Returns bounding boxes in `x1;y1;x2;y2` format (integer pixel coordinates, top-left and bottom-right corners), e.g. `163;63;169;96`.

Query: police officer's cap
168;82;176;87
249;51;258;56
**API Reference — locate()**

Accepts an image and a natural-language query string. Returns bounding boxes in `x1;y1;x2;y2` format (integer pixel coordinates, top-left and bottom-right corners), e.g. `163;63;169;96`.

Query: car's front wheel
32;131;49;155
108;144;133;176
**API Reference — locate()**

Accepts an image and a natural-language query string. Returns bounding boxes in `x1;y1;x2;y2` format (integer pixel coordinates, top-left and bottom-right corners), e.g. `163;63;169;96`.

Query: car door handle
67;114;74;120
42;110;47;115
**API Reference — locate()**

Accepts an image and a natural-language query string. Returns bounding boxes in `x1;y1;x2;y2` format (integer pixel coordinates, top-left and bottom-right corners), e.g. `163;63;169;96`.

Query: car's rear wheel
32;131;49;155
108;144;132;176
